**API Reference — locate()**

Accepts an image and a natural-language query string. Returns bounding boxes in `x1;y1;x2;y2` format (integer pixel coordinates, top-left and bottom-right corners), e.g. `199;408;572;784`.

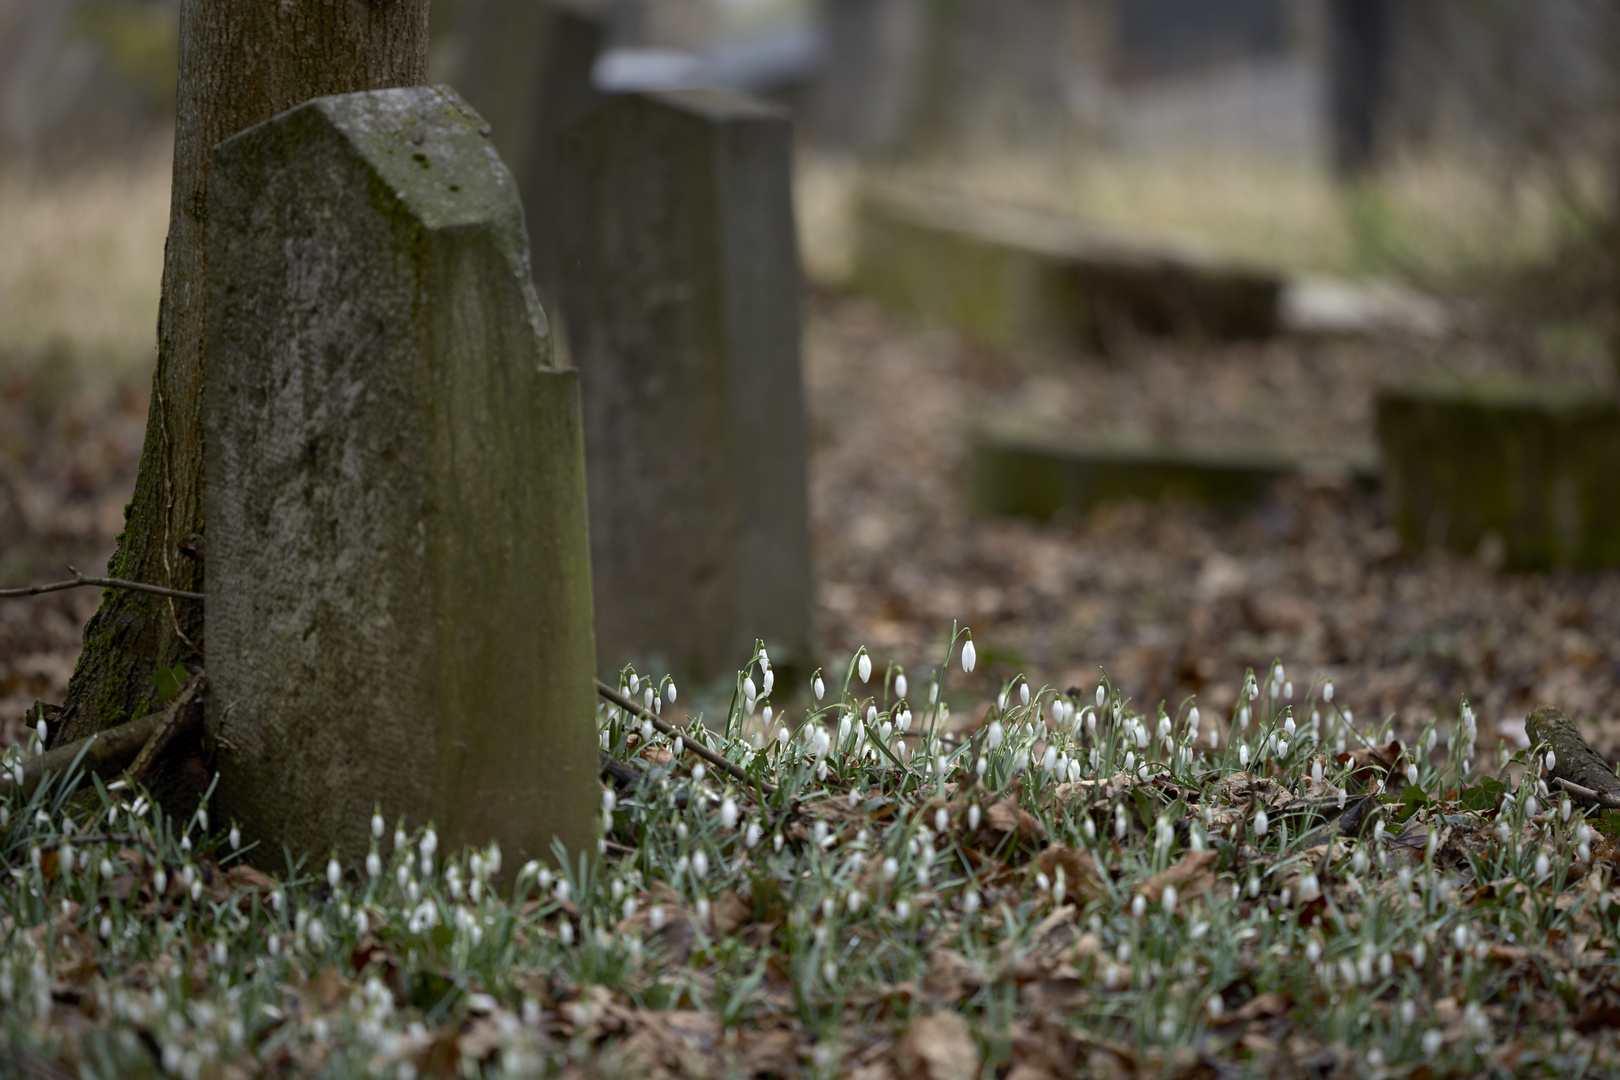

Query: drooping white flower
1253;809;1269;837
1019;681;1030;706
858;652;872;684
813;675;825;701
1131;894;1146;918
987;720;1004;751
894;673;907;699
961;639;976;673
667;682;677;703
1095;684;1105;708
762;667;774;695
720;797;738;830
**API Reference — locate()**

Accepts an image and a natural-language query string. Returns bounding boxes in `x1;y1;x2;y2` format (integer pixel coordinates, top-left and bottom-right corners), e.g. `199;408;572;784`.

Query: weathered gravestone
852;186;1282;351
969;418;1376;521
452;0;607;303
205;86;599;873
558;88;813;682
1378;378;1620;570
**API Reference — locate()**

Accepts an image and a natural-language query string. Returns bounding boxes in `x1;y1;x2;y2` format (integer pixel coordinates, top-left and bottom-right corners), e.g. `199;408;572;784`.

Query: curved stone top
213;83;551;359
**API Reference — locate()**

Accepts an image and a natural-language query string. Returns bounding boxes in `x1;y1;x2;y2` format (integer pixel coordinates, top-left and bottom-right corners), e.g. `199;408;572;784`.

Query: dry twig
595;680;778;797
0;567;204;603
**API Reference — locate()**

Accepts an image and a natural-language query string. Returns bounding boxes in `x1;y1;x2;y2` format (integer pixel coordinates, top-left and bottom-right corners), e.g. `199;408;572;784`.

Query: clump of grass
2;627;1616;1078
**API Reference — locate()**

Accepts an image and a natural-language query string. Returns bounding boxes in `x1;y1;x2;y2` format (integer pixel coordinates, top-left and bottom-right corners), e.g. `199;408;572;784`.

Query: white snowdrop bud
1534;852;1550;879
1577;822;1592;844
856;652;872;684
744;822;763;849
644;687;654;711
1124;750;1136;774
1373;820;1385;842
1096;684;1106;708
1162;884;1178;913
640;718;654;742
327;857;342;889
554;878;571;903
1579;841;1592;862
1322;680;1334;702
838;713;852;742
935;808;949;833
692;763;707;784
1019;681;1030;706
1238;744;1250;768
1297;873;1321;903
366;851;382;878
1115;814;1128;842
1131;894;1146;918
898;708;912;732
1284;681;1293;699
879;721;893;743
761;667;774;695
997;690;1007;710
987;720;1003;751
1305;939;1321;963
1278;738;1289;757
629;674;640;695
1247;875;1260;898
893;672;908;700
664;681;676;705
866;705;877;725
760;705;773;728
881;856;900;882
1406;763;1419;786
1208;727;1219;748
1253;809;1269;837
743;676;756;703
813;675;825;701
1042;745;1057;774
1352;848;1368;875
1525;795;1539;818
1545;750;1557;772
692;851;710;878
720;797;738;830
961;639;976;673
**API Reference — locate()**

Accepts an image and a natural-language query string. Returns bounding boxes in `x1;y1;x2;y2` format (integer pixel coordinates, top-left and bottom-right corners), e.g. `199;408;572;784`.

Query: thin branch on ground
595;679;778;797
1553;775;1620;810
0;567;205;603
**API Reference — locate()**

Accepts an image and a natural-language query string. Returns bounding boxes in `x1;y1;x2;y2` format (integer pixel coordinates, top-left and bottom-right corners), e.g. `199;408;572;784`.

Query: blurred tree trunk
56;0;429;744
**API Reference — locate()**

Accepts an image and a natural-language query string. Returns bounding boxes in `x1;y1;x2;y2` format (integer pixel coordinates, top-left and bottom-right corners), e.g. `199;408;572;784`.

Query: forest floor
5;288;1620;759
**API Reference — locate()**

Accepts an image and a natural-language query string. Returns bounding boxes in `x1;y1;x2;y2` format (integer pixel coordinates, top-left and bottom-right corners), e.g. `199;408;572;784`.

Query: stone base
1378;378;1620;570
969;422;1374;519
851;186;1281;351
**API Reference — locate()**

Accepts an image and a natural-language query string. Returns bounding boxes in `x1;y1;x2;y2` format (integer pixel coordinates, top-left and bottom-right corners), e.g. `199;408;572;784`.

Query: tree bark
57;0;429;744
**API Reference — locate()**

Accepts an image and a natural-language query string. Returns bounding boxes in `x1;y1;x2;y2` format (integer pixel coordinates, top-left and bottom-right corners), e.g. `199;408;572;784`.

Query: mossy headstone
852;186;1281;352
558;89;813;681
204;86;599;874
1377;378;1620;570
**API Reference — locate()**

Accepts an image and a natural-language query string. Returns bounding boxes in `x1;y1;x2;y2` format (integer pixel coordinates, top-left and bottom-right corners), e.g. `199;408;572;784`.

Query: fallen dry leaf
1137;850;1217;904
900;1011;979;1080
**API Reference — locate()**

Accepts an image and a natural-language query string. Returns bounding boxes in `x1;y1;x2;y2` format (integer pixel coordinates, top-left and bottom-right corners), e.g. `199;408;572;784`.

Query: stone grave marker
558;88;813;682
970;418;1376;521
452;0;607;303
205;86;599;873
852;186;1282;352
1378;378;1620;570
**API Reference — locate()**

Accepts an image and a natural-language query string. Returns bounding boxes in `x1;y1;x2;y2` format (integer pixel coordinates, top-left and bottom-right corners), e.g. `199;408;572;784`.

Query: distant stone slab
851;186;1282;349
205;86;599;873
1378;378;1620;570
559;89;813;681
970;420;1374;518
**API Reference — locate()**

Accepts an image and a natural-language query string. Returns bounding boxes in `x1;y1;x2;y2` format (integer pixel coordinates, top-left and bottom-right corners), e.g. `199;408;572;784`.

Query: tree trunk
56;0;428;744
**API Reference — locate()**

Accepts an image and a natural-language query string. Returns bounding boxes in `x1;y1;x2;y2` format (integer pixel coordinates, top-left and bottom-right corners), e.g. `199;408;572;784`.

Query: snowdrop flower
1042;745;1057;775
962;890;981;914
366;851;382;878
894;899;911;920
892;672;908;700
986;720;1004;751
1162;884;1178;914
813;674;825;701
1406;763;1419;786
858;652;872;684
693;763;707;784
1525;794;1539;818
961;638;976;673
1297;873;1321;903
1131;894;1146;918
1373;820;1385;843
1096;684;1106;708
1238;744;1250;768
1124;750;1136;774
744;822;763;849
692;850;710;878
838;713;852;743
719;797;738;830
327;857;342;889
1019;681;1030;706
935;808;949;833
1533;852;1550;879
1253;809;1269;838
762;667;774;695
743;676;756;703
967;803;981;830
